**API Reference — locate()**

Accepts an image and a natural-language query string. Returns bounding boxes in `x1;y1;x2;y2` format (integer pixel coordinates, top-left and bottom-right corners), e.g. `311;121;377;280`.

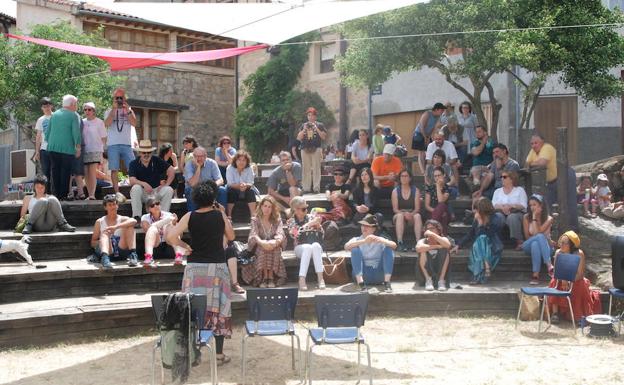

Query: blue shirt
184;158;222;187
350;236;385;269
215;146;236;162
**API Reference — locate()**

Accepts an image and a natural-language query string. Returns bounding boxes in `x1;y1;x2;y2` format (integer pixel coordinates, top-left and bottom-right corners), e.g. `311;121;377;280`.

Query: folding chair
515;253;580;334
608;288;624;335
151;294;217;385
306;293;371;385
241;288;301;385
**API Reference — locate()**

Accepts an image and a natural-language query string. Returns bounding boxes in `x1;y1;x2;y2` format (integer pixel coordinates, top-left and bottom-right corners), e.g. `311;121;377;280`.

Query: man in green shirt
46;94;81;199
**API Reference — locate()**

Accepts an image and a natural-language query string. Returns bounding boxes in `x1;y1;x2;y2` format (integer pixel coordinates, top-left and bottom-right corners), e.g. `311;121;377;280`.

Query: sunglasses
115;96;124;101
141;152;152;156
501;175;509;179
84;108;94;112
149;202;161;208
222;141;231;144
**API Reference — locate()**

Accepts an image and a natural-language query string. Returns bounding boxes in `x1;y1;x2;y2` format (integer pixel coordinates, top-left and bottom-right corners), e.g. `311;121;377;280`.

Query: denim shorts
108;144;136;171
71;149;85;176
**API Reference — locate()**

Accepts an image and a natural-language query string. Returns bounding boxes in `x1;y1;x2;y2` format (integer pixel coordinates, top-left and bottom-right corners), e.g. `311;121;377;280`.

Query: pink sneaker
174;254;184;265
143;254;154;267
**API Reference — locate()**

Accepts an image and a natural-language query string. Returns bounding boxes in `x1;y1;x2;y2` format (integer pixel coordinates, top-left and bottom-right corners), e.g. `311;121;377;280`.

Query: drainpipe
235;54;240;149
338;38;347;149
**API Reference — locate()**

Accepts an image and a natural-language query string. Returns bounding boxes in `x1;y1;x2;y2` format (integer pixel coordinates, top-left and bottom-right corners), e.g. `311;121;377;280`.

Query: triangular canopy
104;0;428;46
6;33;267;71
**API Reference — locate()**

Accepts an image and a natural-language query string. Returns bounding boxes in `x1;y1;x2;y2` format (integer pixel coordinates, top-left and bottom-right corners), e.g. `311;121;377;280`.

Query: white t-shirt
352;140;372;162
141;211;174;243
105;108;133;146
82;117;107;153
492;186;528;210
425;140;458;163
35;114;51;151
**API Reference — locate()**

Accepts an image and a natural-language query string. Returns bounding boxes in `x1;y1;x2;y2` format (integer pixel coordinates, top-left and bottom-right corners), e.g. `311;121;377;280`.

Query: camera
115;96;124;108
306;122;315;129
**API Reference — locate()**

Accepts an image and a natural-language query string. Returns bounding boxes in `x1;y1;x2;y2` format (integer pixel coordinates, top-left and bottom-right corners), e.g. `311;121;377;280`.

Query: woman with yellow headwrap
547;231;602;323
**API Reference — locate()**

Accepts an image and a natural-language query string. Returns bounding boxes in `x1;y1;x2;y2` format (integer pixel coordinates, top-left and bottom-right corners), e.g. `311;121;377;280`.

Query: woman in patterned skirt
167;179;235;365
241;195;287;287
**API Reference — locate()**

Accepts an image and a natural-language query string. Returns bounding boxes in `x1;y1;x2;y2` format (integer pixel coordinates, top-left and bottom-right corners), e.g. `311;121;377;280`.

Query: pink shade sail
6;33;268;71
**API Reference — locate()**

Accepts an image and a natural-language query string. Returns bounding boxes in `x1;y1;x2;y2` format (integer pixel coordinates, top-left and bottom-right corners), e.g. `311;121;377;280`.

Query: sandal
216;354;231;366
77;194;87;200
267;279;276;288
231;282;245;294
529;278;539;285
87;196;96;200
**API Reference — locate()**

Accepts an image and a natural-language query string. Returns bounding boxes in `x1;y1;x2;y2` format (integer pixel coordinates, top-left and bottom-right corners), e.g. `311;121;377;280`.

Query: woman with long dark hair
522;194;554;285
351;167;382;224
453;197;503;284
167;179;235;365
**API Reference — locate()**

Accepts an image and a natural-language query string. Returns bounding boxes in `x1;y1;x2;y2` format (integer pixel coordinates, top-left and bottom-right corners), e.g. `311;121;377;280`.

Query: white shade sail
104;0;428;45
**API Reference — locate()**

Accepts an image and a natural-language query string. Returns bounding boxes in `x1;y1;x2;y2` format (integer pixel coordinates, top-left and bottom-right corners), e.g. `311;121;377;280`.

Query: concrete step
0;249;534;304
0;280;535;348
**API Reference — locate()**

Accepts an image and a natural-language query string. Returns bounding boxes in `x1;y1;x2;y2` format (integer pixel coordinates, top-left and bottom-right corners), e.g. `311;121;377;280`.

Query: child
576;175;597;218
596;173;612;210
383;126;402;145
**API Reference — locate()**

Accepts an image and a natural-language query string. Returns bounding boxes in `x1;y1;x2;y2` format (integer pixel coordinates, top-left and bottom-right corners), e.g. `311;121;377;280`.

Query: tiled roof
41;0;137;19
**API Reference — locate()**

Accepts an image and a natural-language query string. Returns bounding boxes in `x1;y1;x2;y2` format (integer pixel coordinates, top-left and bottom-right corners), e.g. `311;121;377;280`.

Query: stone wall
122;66;236;154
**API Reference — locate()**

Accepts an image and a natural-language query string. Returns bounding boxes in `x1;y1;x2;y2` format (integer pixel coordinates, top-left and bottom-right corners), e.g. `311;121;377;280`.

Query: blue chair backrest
246;288;299;322
151;294;207;329
314;293;369;328
554;253;581;283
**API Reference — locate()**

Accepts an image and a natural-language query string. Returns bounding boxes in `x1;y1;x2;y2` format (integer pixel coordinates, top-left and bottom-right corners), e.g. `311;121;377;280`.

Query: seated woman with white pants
286;196;325;290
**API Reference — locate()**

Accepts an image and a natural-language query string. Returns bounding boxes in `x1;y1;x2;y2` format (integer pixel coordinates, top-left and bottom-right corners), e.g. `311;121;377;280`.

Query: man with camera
296;107;327;193
104;88;137;194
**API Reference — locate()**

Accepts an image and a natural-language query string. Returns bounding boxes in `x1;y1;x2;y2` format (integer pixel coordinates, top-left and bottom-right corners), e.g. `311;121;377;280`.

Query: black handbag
227;241;256;265
297;229;323;245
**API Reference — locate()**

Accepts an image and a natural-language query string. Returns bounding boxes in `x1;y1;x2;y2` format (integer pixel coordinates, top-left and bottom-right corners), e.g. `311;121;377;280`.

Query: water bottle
585;188;590;201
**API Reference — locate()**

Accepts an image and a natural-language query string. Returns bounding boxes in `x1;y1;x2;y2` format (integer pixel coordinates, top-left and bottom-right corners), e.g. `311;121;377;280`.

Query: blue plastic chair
151;294;217;385
306;293;371;385
608;288;624;335
241;288;301;385
515;253;580;334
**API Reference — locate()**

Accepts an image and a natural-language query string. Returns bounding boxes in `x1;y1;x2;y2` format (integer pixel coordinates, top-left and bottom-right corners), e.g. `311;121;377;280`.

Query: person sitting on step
344;213;397;293
416;219;452;291
129;140;175;224
184;146;227;212
267;151;303;208
141;197;188;268
286;196;326;290
316;165;352;224
20;174;75;234
90;194;138;269
225;150;258;219
392;169;422;252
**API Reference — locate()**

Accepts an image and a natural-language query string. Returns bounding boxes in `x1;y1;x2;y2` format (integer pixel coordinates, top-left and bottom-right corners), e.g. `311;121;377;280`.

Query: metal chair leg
609;294;613;316
291;334;296;371
241;335;248;385
515;294;524;329
357;342;361;383
306;337;314;385
566;297;576;335
294;334;303;384
538;296;546;333
364;342;372;385
151;341;158;385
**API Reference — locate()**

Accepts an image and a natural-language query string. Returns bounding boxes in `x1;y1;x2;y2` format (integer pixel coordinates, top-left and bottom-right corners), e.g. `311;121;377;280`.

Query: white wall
16;1;81;34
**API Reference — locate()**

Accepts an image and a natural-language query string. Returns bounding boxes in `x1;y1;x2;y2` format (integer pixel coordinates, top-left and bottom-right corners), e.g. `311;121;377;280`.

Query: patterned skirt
240;247;287;287
181;262;232;337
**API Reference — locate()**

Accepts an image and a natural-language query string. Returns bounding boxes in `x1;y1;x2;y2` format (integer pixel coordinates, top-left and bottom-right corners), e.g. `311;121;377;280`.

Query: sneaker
101;254;113;269
437;280;447;291
143;254;154;267
383;281;393;293
86;254;100;263
318;280;326;290
174;254;184;265
127;252;139;267
115;192;127;204
22;223;33;234
425;278;434;291
397;242;407;252
57;221;76;232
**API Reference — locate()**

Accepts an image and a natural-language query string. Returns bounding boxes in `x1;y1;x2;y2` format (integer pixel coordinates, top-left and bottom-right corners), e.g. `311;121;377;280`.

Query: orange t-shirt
371;155;403;188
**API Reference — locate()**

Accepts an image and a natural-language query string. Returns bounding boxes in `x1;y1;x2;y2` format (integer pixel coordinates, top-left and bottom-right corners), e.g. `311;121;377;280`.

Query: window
177;36;236;69
320;42;337;74
132;108;178;151
84;23;168;52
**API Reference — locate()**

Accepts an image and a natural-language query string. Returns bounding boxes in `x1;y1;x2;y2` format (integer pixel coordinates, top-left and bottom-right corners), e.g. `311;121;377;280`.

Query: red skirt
547;277;602;321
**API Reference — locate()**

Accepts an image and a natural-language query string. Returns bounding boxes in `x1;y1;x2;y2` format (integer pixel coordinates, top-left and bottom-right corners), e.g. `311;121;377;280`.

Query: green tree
234;34;335;161
0;22;123;142
335;0;624;138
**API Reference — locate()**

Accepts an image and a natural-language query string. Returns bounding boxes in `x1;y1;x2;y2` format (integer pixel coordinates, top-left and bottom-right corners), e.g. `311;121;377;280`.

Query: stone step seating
0;249;534;304
0;191;473;231
0;217;473;262
0;281;529;347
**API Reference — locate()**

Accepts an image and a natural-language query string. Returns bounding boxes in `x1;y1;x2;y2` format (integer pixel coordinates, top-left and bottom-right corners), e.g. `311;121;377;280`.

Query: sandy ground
1;316;623;385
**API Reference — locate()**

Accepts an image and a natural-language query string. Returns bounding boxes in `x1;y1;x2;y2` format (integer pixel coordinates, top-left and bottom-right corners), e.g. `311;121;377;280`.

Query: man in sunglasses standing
128;140;175;225
104;88;137;194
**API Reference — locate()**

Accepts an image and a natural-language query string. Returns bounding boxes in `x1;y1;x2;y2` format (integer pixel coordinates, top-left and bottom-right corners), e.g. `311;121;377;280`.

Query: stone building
16;0;237;154
238;30;370;150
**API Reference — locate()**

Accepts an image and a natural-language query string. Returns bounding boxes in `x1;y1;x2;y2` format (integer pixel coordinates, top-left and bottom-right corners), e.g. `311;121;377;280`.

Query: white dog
0;236;34;265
